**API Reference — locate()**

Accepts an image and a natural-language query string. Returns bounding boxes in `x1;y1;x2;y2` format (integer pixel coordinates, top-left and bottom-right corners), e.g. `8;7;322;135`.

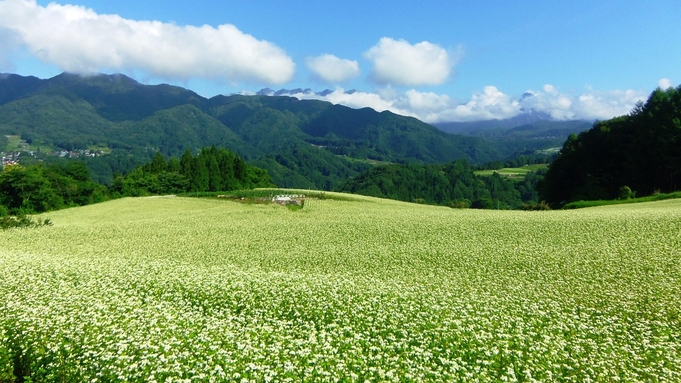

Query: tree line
338;159;544;209
0;161;108;216
540;86;681;206
0;146;272;217
111;146;272;197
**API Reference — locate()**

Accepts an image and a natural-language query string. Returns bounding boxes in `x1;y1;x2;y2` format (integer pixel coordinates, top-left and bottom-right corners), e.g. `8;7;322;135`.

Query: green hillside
541;86;681;206
38;72;205;121
0;73;502;189
0;93;116;149
1;196;680;381
120;104;259;157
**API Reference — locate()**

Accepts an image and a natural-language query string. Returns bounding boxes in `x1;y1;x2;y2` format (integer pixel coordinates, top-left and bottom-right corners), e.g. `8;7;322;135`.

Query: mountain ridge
0;72;503;188
0;72;589;189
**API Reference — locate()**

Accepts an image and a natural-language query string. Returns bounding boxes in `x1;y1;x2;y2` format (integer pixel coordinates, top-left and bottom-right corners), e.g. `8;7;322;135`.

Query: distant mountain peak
46;72;142;90
520;92;534;100
256;88;355;97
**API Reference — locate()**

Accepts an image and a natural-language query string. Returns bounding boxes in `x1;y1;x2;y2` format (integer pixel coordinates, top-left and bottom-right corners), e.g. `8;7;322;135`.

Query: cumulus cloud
519;85;646;121
281;84;647;124
443;86;521;122
286;87;414;117
363;37;459;86
658;78;673;89
0;0;295;84
305;54;360;83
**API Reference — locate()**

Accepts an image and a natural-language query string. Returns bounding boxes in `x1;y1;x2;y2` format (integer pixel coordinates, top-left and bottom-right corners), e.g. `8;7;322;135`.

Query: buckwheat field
1;195;680;382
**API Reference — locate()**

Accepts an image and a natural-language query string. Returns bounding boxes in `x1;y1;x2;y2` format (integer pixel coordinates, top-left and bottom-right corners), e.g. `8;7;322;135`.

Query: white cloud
520;85;575;120
0;0;295;84
287;88;415;117
281;84;647;124
448;86;520;121
658;78;673;89
305;54;359;83
364;37;459;86
520;85;646;121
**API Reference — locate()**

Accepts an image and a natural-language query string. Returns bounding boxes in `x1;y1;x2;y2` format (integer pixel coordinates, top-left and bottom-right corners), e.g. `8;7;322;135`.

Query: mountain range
0;72;590;189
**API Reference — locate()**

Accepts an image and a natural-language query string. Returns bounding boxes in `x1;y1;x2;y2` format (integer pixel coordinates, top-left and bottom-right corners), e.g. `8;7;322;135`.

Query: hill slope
1;196;680;381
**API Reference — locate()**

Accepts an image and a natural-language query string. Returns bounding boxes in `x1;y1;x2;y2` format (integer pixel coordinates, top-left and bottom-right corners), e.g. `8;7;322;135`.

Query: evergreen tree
180;149;193;177
541;85;681;206
145;151;168;173
191;155;210;192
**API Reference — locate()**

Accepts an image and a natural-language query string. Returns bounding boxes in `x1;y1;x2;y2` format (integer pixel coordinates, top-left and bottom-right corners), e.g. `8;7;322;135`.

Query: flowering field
1;195;680;382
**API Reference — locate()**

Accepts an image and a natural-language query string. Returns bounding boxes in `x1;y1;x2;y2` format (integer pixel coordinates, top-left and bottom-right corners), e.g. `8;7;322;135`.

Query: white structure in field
272;194;306;205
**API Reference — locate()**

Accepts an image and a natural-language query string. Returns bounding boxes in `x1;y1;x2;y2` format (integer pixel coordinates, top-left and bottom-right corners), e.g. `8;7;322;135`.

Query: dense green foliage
251;144;373;190
1;196;680;381
110;147;272;196
338;159;542;209
541;86;681;206
82;148;158;184
474;151;553;171
0;162;108;215
0;146;271;216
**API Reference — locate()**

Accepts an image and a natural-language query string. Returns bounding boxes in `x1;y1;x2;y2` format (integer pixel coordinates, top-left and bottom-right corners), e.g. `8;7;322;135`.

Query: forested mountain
540;86;681;206
0;72;504;189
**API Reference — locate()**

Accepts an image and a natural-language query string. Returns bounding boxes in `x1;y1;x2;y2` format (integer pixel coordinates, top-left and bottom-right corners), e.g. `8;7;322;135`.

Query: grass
475;164;547;178
337;155;392;166
3;135;25;152
1;195;680;381
86;144;112;154
2;135;55;154
563;191;681;209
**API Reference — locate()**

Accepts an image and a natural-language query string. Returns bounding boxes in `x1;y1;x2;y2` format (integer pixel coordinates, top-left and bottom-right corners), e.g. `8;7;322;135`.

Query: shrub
618;186;636;200
521;201;551;210
449;199;470;209
0;215;52;230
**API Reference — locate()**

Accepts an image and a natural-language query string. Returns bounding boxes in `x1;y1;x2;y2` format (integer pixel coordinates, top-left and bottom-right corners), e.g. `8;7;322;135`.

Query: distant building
272;194;306;205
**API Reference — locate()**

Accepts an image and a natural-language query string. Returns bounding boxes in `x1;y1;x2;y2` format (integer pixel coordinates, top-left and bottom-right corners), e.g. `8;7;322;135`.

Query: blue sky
0;0;679;122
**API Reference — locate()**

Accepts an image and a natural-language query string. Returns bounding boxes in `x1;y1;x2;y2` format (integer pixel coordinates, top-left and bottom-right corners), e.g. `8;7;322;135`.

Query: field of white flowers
1;194;680;382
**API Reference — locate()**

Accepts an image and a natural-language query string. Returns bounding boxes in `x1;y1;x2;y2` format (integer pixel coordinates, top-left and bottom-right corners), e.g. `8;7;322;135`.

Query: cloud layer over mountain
276;84;650;123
